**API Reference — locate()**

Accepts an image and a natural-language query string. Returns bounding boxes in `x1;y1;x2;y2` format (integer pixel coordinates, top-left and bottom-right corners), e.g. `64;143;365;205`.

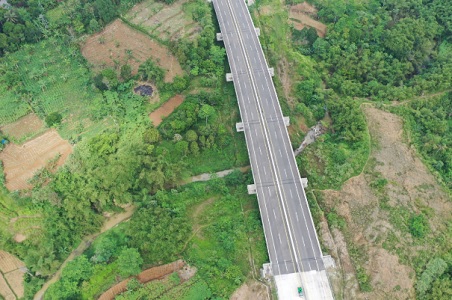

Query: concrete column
255;27;260;36
226;73;233;82
301;178;308;188
247;184;257;195
236;122;244;132
216;33;223;41
268;67;274;76
283;116;290;127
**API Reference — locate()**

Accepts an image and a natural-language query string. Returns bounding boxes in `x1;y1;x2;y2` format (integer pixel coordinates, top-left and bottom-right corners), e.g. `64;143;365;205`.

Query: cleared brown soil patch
0;275;15;300
289;3;327;37
99;260;186;300
320;106;452;299
81;19;183;83
1;114;44;141
0;251;25;274
5;269;25;298
230;280;270;300
149;94;184;126
0;129;72;191
0;251;25;300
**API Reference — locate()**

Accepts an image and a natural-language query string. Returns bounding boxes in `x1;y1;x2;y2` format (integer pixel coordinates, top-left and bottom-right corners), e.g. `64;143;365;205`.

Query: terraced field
124;0;201;42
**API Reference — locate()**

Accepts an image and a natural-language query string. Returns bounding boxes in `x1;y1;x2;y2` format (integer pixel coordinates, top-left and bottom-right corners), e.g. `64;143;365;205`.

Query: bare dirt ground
289;3;327;37
0;114;44;141
149;94;184;126
0;129;72;191
81;19;183;83
0;250;25;300
230;280;270;300
320;106;452;299
125;0;200;42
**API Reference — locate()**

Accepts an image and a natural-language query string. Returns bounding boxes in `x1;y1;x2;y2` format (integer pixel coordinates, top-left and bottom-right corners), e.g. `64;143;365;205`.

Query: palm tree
4;9;18;24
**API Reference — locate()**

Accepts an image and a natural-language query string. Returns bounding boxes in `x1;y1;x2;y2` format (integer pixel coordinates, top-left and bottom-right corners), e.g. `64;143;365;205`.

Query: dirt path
185;166;250;184
33;205;136;300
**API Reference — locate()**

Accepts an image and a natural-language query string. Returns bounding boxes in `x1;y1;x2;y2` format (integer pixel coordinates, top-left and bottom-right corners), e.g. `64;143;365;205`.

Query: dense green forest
0;0;451;299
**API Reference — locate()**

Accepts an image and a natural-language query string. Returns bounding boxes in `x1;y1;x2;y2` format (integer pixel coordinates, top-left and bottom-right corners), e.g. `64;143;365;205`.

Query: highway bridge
212;0;334;298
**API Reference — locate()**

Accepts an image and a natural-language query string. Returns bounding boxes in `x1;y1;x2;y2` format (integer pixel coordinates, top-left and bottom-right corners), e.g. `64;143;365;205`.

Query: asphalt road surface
213;0;325;276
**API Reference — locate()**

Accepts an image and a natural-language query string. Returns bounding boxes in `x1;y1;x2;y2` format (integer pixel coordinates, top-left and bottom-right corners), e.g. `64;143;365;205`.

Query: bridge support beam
247;184;257;195
268;67;274;76
236;122;244;132
255;27;260;36
283;116;290;127
216;33;223;41
301;178;308;188
226;73;233;82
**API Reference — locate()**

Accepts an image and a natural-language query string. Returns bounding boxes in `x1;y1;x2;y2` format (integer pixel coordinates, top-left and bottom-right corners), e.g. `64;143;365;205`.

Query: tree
190;141;200;156
143;127;161;144
4;9;18;24
120;64;132;81
198;104;216;125
185;130;198;142
417;258;448;295
91;235;116;263
45;112;62;127
409;214;429;238
94;0;117;24
117;248;143;277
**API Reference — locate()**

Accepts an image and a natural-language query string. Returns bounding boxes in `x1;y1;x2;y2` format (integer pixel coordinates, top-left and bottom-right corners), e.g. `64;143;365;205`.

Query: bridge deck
213;1;335;298
213;0;325;277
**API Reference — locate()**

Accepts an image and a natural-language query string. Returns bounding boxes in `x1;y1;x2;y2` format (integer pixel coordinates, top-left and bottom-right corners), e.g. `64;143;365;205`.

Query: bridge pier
226;73;233;82
283;116;289;127
268;67;274;76
255;27;260;36
216;32;223;41
301;177;308;188
247;184;257;195
236;122;244;132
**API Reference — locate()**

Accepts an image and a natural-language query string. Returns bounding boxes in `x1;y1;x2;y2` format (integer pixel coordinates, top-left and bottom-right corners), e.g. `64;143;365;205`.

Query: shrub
409;214;429;238
45;112;62;127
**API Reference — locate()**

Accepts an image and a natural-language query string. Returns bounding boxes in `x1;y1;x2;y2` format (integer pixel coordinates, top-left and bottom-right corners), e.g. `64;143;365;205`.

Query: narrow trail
181;165;250;184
